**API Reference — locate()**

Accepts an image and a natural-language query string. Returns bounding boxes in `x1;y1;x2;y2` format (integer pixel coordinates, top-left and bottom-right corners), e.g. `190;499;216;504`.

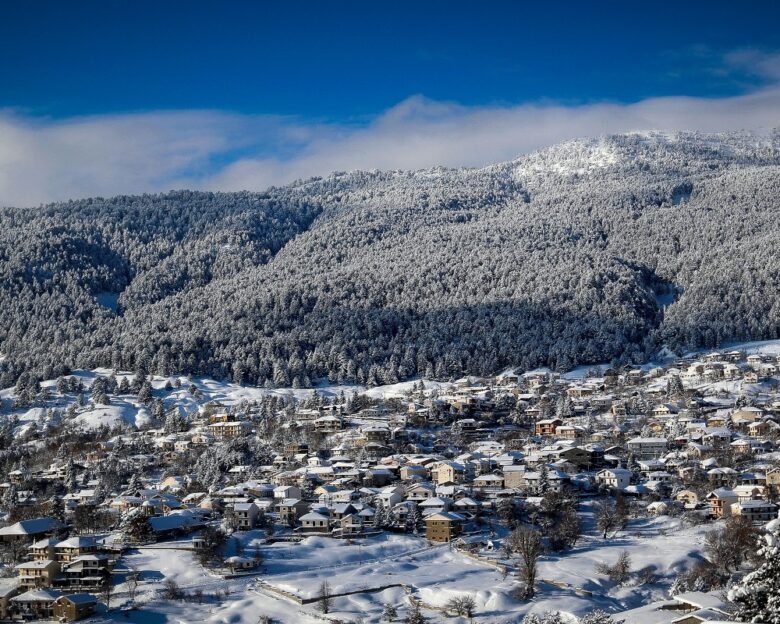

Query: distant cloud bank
2;51;780;206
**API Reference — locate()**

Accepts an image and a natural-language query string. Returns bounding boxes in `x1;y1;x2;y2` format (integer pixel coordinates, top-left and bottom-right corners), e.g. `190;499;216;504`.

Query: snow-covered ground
91;511;713;624
5;337;780;436
0;366;460;436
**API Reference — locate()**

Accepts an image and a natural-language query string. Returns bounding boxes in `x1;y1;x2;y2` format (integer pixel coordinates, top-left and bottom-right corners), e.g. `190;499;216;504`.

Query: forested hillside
1;131;779;387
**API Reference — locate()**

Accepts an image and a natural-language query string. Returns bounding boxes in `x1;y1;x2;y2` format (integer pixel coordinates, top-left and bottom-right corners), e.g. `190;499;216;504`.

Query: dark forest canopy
1;131;779;387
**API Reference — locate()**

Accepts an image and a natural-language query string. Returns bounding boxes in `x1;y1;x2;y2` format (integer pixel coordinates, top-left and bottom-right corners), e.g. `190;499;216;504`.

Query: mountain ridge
1;130;779;387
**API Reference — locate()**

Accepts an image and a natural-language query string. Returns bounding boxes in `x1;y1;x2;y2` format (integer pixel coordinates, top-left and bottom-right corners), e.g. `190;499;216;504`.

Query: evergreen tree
122;513;155;544
538;463;550;495
728;522;780;623
138;381;154;404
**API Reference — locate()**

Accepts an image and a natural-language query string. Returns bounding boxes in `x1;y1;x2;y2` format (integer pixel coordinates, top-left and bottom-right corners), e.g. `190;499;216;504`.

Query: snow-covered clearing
91;513;712;624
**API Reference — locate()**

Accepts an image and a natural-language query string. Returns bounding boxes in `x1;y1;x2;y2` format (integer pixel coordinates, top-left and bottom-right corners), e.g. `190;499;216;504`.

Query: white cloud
1;55;780;206
723;48;780;81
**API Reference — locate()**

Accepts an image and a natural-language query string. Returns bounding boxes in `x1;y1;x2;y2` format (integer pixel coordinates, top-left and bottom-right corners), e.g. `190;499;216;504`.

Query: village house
595;468;632;490
523;468;568;494
208;420;252;439
731;407;762;429
418;496;453;515
730;499;778;523
706;488;739;518
314;414;343;434
331;503;359;521
10;588;62;620
555;424;584;440
15;560;60;589
376;486;404;508
0;580;20;620
430;461;466;485
653;403;678;417
472;473;505;490
452;497;480;515
230;502;261;529
733;484;765;502
675;489;700;507
298;511;330;533
337;514;364;536
399;465;429;481
0;518;65;543
707;467;738;486
51;593;98;621
55;537;98;563
273;485;302;500
766;467;780;487
60;555;112;591
535;418;563;437
747;420;771;437
28;538;57;561
626;437;668;459
557;446;598;469
502;465;526;490
424;511;464;542
277;498;309;525
224;556;259;573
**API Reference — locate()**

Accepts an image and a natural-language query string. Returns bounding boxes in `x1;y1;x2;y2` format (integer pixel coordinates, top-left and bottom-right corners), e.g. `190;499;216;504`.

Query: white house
595;468;632;490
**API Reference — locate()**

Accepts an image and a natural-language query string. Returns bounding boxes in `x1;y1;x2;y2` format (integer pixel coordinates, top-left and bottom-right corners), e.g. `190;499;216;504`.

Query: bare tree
126;565;140;604
195;525;227;567
100;576;115;610
317;579;333;614
445;595;476;619
506;526;542;599
163;578;184;600
404;600;426;624
596;498;621;539
614;493;630;528
704;516;758;574
595;550;632;583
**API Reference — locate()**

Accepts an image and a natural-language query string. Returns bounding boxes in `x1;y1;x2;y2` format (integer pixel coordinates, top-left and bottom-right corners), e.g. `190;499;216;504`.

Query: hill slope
1;131;779;386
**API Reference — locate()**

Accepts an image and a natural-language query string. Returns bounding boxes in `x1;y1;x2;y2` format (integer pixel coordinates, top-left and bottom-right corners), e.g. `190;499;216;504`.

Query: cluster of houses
0;518;106;620
1;348;780;620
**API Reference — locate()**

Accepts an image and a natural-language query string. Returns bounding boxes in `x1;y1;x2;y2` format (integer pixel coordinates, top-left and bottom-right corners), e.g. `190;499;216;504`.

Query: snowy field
90;511;713;624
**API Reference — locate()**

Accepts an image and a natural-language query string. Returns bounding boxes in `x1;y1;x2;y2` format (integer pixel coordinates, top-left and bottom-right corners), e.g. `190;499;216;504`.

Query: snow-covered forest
1;131;779;388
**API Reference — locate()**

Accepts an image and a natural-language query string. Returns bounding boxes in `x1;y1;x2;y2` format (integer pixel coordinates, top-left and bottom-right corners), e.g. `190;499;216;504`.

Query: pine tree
124;473;142;494
374;500;386;528
46;495;66;524
406;504;421;534
1;484;18;511
64;458;78;492
538;463;550;494
122;513;155;544
382;603;399;622
728;522;780;623
404;601;426;624
92;382;110;406
164;409;188;433
138;381;153;404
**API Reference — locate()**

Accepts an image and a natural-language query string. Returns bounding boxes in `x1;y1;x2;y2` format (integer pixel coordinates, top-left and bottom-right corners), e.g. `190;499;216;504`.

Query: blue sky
1;1;780;205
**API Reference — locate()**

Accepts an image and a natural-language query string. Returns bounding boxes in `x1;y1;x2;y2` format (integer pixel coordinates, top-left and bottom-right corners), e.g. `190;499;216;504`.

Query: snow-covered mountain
1;130;779;386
